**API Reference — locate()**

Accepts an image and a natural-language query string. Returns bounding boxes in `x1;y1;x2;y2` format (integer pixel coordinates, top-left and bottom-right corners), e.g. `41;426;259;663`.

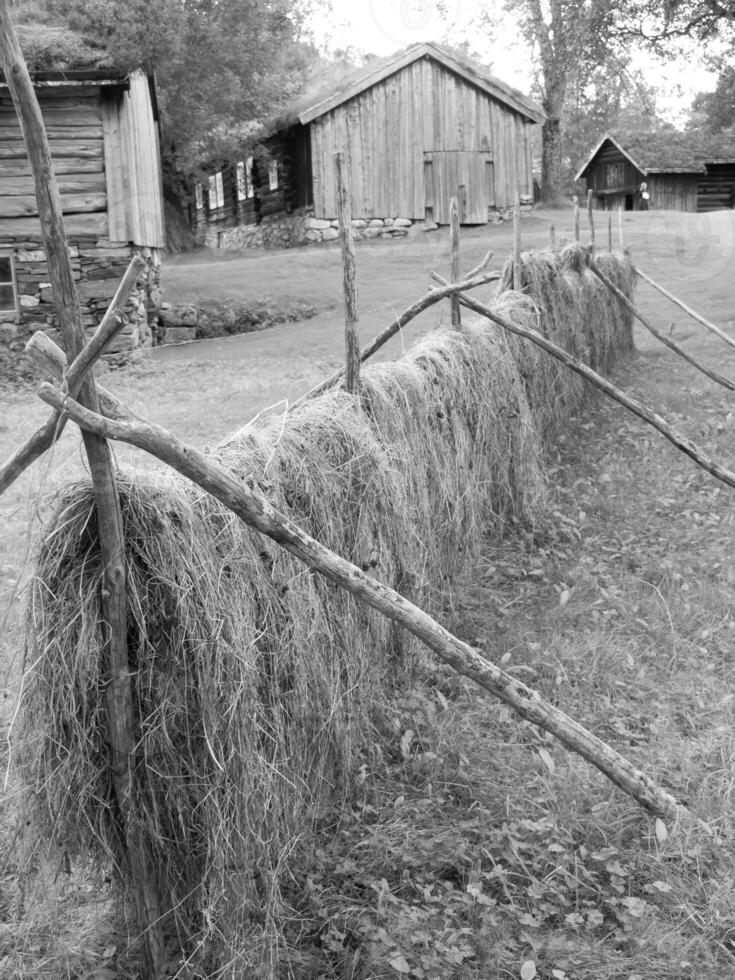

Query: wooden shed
576;131;735;213
193;43;544;249
0;68;165;351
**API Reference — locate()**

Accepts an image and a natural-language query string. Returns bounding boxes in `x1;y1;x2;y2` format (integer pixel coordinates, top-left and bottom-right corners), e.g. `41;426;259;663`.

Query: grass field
2;208;735;978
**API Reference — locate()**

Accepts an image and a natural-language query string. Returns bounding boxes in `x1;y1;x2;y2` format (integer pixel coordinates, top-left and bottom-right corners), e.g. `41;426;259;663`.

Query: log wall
697;163;735;212
0;75;164;351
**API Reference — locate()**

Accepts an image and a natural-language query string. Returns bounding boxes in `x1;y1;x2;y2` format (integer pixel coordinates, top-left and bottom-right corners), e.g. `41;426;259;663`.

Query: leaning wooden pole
0;9;164;974
635;265;735;352
0;255;145;497
574;201;580;242
590;262;735;393
449;288;735;491
335;151;360;393
37;382;697;828
449;195;461;327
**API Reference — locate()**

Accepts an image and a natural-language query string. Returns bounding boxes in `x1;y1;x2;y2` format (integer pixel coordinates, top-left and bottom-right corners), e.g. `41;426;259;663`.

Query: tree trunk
541;115;564;204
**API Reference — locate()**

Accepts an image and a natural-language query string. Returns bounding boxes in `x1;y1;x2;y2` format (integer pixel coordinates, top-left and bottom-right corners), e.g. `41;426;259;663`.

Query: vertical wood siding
309;56;535;221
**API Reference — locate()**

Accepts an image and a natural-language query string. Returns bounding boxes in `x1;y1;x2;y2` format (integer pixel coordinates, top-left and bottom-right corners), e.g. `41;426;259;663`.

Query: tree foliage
16;0;319;180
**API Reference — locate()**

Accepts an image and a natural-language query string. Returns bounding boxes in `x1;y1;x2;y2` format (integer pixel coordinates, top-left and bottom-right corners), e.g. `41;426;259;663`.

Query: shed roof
576;130;735;181
274;42;545;130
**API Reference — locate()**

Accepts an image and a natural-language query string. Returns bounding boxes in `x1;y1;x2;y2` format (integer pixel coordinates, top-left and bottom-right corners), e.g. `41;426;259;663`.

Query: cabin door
424;150;494;224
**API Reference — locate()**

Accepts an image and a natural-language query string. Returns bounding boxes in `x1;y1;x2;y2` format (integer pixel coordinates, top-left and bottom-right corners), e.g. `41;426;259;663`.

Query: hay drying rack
2;10;735;974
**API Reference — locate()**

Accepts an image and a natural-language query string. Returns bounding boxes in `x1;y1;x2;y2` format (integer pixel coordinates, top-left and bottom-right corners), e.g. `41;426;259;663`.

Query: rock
321;227;339;241
20;294;39;308
304;217;331;230
158;304;198;328
161;325;197;345
351;219;367;229
362;227;382;238
305;230;322;242
368;218;384;227
393;217;412;227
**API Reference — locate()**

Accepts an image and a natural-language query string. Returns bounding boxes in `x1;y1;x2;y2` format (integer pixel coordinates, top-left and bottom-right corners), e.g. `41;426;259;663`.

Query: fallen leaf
520;960;537;980
388;953;411;974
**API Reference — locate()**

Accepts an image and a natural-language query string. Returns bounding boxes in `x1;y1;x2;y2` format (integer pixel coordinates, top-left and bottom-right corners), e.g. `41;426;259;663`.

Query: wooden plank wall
0;86;108;240
309;57;535;221
647;175;698;212
117;71;165;247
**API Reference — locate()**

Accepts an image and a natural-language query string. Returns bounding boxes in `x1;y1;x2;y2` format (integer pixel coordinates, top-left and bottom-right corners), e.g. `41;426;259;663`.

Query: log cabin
576;131;735;213
193;42;544;249
0;68;165;352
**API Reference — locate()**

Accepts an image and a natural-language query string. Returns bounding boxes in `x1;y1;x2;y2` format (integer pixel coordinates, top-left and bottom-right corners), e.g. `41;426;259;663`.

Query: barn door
424;150;494;224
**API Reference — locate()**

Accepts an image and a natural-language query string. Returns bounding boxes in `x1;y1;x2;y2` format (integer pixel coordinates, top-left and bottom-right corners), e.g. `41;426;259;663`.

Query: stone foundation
204;209;421;251
7;238;161;353
206;211;309;250
303;215;415;243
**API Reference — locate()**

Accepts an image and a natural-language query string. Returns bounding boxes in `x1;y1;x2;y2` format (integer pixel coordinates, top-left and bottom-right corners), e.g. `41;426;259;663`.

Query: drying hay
497;244;635;436
14;249;635;975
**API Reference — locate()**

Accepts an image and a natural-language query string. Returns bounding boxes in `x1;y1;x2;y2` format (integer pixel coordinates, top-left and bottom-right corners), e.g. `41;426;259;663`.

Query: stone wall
204;208;418;250
7;240;161;354
205;210;310;250
303;215;414;242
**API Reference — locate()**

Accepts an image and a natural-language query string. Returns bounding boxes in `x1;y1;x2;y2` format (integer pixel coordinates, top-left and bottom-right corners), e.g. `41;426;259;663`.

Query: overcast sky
309;0;717;125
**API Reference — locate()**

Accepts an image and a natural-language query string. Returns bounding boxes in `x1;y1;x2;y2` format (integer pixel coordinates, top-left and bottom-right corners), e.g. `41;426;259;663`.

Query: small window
0;254;17;316
208;171;225;210
195;183;204;209
236;161;246;201
268;160;278;191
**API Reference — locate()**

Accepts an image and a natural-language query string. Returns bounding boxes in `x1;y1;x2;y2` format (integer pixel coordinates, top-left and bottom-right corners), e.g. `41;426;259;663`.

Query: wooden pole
635;265;735;352
590;262;735;393
38;382;697;827
549;223;556;249
449;195;461;327
607;212;613;252
618;205;624;251
587;189;595;255
513;191;522;290
0;9;164;974
444;286;735;492
574;201;580;242
296;271;499;406
0;256;146;496
335;151;360;394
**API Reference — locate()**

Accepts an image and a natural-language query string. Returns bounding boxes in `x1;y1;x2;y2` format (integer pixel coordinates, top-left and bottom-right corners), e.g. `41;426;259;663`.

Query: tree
500;1;617;204
484;0;735;204
20;0;319;180
691;66;735;131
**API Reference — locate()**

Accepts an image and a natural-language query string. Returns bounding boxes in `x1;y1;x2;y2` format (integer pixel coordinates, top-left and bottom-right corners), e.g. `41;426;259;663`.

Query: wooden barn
0;68;165;351
576;131;735;213
193;43;544;249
